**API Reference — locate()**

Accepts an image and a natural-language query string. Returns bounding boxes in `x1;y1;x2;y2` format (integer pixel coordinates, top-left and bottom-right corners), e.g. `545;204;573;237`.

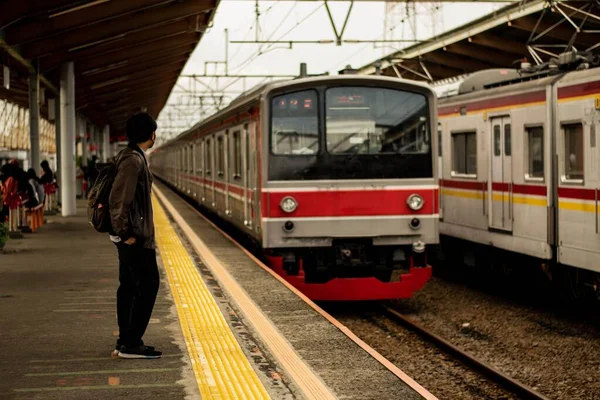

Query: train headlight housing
280;196;298;213
407;194;424;211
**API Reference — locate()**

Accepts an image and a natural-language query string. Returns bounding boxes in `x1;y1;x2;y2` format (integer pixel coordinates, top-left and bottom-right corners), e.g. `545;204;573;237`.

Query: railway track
381;306;551;400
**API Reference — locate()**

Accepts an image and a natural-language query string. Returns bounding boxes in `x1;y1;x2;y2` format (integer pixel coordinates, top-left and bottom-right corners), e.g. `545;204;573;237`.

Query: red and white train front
261;77;438;300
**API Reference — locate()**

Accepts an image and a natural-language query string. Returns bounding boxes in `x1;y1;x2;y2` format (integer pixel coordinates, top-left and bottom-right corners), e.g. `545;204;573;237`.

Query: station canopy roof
0;0;218;140
358;0;600;83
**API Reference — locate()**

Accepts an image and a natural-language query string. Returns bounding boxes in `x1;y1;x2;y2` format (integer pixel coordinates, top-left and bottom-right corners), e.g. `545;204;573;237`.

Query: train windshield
325;87;430;155
268;85;433;181
271;90;319;155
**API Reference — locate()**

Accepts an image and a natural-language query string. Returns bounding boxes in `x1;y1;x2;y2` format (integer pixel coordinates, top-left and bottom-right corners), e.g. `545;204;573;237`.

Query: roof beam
444;42;518;67
469;32;528;56
418;51;493;72
39;19;195;72
80;47;194;79
19;0;212;59
4;0;181;46
80;58;187;89
0;0;83;30
84;81;179;107
358;0;550;75
78;70;182;98
76;36;197;73
511;15;598;47
0;38;58;93
409;61;464;80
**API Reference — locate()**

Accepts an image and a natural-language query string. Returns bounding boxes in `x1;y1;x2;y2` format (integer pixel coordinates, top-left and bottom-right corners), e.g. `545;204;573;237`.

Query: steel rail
382;306;552;400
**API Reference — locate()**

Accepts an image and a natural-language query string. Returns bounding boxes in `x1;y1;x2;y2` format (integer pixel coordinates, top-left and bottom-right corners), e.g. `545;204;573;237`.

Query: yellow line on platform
153;196;270;400
154;187;337;400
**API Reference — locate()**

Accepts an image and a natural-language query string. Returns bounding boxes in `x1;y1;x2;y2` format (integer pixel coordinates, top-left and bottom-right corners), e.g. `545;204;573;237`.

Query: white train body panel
438;67;600;273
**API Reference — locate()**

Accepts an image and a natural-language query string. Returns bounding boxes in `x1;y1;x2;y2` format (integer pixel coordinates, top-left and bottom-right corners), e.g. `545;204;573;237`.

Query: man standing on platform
109;112;161;359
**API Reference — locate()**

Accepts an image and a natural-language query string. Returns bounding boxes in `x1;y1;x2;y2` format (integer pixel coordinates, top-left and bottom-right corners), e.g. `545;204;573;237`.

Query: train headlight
407;194;424;211
280;196;298;213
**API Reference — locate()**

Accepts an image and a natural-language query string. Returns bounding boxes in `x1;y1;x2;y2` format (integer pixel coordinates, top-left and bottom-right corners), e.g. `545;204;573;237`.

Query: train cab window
504;124;511;156
232;130;241;180
452;131;477;175
325;86;429;155
205;139;212;176
526;127;544;179
564;123;584;181
271;90;319;155
217;135;225;177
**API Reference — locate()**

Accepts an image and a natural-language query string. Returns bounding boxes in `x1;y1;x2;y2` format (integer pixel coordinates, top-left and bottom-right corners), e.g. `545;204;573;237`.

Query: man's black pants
115;242;159;347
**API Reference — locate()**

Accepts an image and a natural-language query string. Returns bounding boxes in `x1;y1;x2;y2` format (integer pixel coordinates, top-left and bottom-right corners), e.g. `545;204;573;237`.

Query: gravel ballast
327;271;600;400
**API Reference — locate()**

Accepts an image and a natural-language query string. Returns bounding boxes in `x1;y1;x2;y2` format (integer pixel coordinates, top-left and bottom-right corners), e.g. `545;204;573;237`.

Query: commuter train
150;74;438;301
437;61;600;299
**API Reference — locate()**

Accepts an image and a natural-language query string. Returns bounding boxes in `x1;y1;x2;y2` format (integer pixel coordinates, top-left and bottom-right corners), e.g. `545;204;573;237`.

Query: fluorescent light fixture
91;76;129;90
68;34;125;52
48;98;56;121
2;66;9;90
49;0;110;18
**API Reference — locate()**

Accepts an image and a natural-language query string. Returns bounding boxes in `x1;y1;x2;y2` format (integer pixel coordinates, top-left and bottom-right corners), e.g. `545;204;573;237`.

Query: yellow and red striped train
150;75;438;301
437;63;600;298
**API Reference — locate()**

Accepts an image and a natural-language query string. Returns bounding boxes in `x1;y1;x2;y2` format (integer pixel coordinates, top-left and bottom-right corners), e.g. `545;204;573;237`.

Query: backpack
87;162;116;233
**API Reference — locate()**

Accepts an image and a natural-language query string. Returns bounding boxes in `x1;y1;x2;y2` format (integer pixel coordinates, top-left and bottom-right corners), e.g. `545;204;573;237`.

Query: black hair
40;160;50;170
27;168;38;180
126;112;157;144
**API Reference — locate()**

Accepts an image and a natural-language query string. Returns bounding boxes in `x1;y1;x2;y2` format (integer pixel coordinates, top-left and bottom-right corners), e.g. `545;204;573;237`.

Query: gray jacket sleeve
109;155;141;240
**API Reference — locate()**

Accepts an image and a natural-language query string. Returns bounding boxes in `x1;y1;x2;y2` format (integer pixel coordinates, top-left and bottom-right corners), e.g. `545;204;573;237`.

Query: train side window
526;126;544;179
563;123;584;181
205;139;212;176
232;130;241;180
504;124;511;156
493;125;501;156
197;140;203;175
217;135;225;177
452;131;477;176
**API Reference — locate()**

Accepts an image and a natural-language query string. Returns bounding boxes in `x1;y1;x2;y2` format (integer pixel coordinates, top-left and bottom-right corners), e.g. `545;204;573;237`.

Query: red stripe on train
558;80;600;99
441;179;546;196
558;187;596;201
264;189;438;218
440;179;486;191
438;90;546;116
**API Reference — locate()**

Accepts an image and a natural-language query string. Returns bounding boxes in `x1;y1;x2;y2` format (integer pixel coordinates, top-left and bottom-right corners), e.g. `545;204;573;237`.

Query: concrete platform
0;203;196;400
0;187;435;400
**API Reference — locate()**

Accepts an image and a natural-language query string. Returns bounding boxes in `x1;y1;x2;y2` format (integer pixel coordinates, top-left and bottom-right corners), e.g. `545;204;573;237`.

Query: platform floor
0;185;435;400
0;202;195;399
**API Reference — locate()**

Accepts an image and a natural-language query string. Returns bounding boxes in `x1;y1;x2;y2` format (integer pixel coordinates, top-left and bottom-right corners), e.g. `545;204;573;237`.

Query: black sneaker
118;345;162;359
114;343;155;352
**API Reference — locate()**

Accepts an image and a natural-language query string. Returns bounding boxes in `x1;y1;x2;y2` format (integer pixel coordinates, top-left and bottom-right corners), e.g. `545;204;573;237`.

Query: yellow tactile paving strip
153;196;270;400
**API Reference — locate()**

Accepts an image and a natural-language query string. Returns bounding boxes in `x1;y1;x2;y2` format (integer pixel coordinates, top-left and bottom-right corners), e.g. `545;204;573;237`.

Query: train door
198;140;204;203
248;122;260;231
489;116;513;232
242;124;251;229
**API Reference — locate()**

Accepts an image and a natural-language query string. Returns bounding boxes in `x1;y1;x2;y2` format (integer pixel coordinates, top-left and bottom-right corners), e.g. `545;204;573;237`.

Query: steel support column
54;92;61;203
29;72;40;173
60;62;76;217
103;125;110;162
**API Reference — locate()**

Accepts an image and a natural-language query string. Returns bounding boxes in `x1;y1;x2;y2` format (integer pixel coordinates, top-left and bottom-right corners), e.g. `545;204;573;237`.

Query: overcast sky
156;0;504;139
